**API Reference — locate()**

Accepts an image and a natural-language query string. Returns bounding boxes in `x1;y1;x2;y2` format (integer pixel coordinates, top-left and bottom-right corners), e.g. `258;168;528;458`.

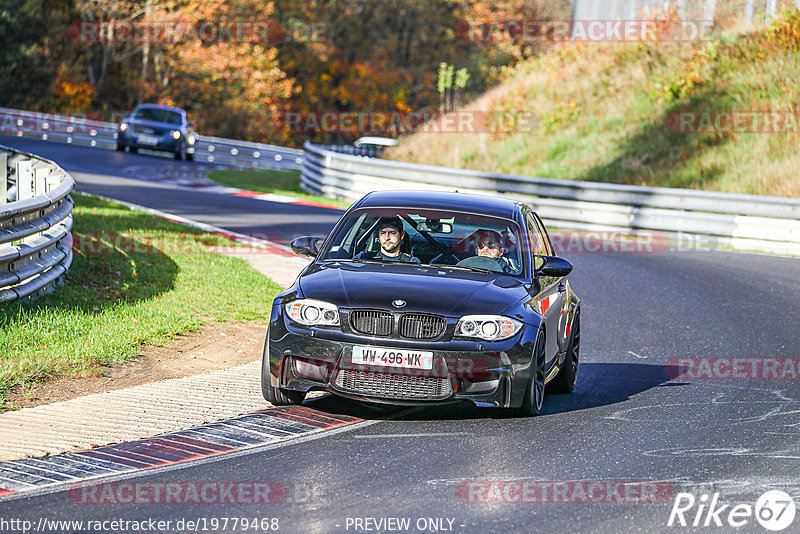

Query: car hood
298;262;530;317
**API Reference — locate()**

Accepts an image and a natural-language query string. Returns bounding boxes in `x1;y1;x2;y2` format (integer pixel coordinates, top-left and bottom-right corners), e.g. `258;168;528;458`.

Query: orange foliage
51;72;96;113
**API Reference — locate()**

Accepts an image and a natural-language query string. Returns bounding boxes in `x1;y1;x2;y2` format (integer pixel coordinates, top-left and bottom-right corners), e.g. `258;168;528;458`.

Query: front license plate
137;134;159;146
352;346;433;370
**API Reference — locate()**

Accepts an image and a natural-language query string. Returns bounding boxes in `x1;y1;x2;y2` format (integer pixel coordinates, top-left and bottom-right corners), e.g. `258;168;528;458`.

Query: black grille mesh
350;310;393;336
335;370;451;399
399;314;446;339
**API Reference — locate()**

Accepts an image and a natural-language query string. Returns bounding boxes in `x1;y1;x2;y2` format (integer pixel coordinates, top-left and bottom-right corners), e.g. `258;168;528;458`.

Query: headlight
171;130;181;140
286;299;340;326
119;123;128;131
455;315;522;341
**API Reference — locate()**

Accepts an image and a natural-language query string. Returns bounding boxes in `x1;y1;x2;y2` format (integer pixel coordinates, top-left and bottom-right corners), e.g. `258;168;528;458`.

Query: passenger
474;229;516;273
356;216;421;263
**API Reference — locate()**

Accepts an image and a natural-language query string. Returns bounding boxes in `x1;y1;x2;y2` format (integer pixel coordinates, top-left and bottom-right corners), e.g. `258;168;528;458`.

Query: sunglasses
477;241;499;250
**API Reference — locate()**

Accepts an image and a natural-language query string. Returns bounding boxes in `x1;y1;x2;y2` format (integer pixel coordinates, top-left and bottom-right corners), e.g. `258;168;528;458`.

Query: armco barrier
301;141;800;256
0;107;304;170
0;145;74;302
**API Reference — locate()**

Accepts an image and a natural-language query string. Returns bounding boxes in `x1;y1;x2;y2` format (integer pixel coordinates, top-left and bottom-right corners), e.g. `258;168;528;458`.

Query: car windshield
320;208;525;275
133;107;183;125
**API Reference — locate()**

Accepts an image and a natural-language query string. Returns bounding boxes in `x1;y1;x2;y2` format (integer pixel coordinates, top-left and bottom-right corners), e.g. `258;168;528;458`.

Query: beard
382;240;400;253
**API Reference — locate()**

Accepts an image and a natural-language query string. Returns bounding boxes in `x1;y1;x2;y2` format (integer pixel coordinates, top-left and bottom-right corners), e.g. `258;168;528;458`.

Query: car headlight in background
286;299;340;326
455;315;522;341
171;130;181;140
119;123;128;131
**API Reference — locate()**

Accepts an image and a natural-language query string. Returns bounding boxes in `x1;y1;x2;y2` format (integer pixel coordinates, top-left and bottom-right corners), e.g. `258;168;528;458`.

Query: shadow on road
302;362;685;421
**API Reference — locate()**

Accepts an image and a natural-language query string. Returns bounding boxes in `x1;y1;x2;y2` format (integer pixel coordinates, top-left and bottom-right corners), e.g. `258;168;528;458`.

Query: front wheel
548;311;580;393
263;375;306;406
261;349;306;406
519;328;546;416
174;144;186;160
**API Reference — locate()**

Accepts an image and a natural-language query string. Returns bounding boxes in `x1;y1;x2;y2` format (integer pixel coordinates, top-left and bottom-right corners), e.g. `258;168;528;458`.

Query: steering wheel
455;256;502;271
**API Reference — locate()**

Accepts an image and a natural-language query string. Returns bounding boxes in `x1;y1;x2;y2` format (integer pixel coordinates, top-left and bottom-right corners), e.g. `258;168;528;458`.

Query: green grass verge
207;168;352;209
0;194;282;410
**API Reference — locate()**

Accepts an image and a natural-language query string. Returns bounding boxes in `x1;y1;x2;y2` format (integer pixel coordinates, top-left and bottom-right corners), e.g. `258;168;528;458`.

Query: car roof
134;103;185;114
355;190;522;220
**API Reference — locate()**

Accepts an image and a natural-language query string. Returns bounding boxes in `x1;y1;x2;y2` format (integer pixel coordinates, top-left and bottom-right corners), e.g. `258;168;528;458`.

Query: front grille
399;314;446;339
133;126;164;135
350;310;393;336
334;369;452;400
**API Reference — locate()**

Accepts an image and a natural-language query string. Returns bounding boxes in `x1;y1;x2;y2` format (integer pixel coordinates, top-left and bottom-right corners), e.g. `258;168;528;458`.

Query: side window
533;213;553;255
526;213;547;269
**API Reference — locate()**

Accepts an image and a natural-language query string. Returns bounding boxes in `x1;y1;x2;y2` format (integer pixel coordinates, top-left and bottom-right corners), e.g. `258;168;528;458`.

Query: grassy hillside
388;10;800;197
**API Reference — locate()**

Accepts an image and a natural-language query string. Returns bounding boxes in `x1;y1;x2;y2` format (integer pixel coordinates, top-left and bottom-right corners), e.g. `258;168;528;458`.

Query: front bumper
264;309;539;408
118;131;194;153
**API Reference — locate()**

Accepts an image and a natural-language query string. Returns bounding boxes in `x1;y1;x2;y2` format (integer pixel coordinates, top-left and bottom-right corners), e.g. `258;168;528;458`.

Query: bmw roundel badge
392;299;406;308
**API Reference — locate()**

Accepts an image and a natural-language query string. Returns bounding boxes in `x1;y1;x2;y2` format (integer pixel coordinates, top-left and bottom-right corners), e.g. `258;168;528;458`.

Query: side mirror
124;113;131;119
534;256;573;277
291;236;324;258
187;121;195;128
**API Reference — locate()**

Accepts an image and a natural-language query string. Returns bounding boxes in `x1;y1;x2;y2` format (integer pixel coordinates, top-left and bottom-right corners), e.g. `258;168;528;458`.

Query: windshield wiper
423;263;495;274
326;258;383;264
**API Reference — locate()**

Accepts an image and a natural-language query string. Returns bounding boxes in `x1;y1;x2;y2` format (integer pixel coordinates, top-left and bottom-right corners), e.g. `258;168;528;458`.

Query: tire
116;144;124;151
174;144;186;160
129;146;138;154
186;152;194;162
261;350;306;406
519;328;546;416
548;311;580;394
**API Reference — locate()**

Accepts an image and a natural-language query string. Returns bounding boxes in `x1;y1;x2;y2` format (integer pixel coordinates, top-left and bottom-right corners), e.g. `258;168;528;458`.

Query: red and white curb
0;406;362;498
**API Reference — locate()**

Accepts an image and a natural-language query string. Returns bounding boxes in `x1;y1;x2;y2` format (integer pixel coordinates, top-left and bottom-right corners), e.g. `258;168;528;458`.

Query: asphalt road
1;136;800;533
0;135;341;244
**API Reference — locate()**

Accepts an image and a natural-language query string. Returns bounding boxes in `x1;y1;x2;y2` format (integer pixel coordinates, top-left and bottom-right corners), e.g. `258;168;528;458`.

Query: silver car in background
116;104;198;160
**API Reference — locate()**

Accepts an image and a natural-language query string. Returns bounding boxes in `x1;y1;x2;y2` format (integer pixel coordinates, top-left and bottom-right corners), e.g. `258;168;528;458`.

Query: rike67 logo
668;490;796;531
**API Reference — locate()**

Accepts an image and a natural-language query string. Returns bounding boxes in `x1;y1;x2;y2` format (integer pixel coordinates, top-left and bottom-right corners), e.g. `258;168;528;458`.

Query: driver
474;229;516;273
356;216;421;263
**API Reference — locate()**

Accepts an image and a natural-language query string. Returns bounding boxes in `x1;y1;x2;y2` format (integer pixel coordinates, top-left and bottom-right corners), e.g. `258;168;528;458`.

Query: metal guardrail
301;141;800;256
0;145;75;302
0;107;304;170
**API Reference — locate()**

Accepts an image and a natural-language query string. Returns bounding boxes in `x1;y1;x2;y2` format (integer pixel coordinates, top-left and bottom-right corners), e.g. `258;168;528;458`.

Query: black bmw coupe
261;191;580;415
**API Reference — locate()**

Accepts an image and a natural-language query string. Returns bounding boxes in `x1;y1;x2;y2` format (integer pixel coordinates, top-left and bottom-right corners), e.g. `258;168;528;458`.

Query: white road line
353;433;469;439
